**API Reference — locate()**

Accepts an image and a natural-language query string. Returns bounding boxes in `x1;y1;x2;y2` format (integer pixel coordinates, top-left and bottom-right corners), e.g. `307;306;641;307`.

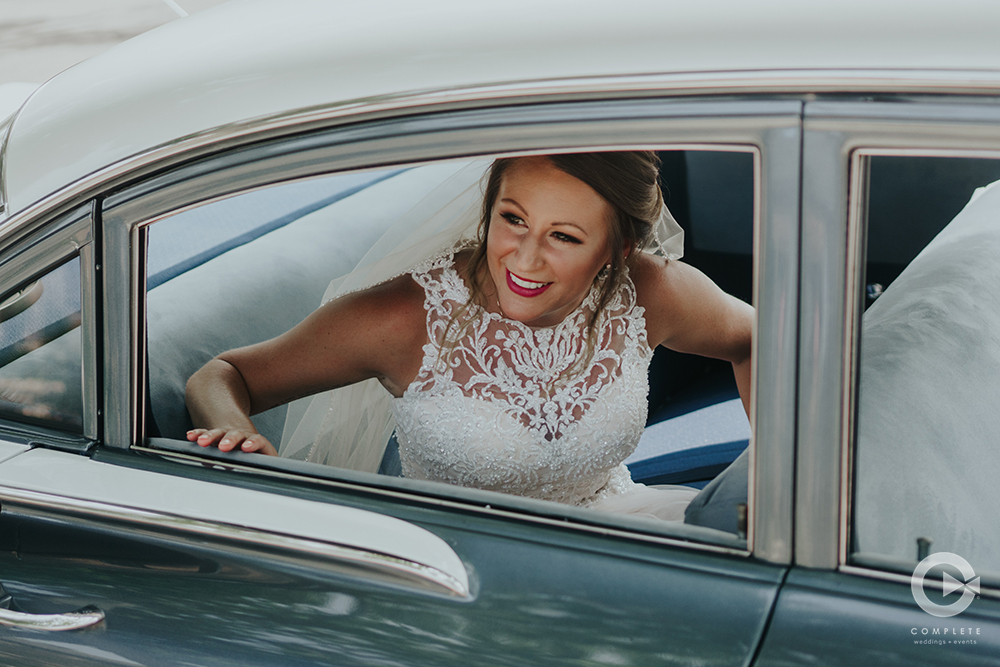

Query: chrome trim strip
0;605;105;632
839;151;868;565
102;197;131;449
839;564;1000;600
132;445;752;560
79;234;99;441
0;113;13;219
5;68;1000;236
844;146;1000;160
796;118;852;569
751;116;804;565
746;146;762;557
130;225;147;447
0;485;470;599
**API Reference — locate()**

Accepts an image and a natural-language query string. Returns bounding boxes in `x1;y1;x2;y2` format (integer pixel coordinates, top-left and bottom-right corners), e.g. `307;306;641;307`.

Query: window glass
146;151;755;539
0;256;84;431
852;155;1000;577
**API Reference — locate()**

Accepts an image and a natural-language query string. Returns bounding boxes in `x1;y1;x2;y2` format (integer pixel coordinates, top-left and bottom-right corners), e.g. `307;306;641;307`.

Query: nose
511;232;545;273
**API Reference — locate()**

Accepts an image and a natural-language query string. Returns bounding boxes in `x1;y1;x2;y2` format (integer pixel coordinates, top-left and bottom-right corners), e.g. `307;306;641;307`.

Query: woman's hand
186;427;277;456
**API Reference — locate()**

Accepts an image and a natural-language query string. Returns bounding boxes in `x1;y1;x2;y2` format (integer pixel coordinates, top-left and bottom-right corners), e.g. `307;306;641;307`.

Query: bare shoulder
629;252;694;316
629;251;753;356
629;251;669;301
630;251;703;300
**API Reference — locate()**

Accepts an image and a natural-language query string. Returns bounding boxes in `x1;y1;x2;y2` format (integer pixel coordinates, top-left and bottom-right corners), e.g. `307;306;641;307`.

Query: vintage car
1;0;999;664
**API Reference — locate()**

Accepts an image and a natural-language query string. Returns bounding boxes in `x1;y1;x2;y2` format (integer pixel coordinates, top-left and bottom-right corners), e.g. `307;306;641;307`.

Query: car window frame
0;202;98;441
102;95;803;564
800;96;1000;597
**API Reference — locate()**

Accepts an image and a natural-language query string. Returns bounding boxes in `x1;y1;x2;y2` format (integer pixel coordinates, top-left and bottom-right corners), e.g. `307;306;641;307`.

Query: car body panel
0;441;27;464
0;446;785;666
0;447;471;598
6;0;1000;216
756;569;1000;667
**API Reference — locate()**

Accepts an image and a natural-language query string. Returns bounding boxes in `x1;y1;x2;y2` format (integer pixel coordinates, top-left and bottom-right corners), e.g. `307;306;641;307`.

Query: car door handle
0;584;104;631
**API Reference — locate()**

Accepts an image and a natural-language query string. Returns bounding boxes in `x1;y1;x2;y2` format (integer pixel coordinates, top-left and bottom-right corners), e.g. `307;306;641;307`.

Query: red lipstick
506;269;552;297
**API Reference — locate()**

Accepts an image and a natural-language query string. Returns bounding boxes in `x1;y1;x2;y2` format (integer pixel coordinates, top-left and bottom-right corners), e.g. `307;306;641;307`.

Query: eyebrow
499;198;590;236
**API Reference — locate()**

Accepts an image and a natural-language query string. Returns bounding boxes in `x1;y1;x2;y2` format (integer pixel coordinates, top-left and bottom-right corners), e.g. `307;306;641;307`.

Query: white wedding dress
391;250;698;521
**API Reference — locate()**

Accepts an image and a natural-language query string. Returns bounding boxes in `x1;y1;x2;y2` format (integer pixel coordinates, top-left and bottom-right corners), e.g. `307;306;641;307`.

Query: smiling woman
483;156;619;327
182;152;753;522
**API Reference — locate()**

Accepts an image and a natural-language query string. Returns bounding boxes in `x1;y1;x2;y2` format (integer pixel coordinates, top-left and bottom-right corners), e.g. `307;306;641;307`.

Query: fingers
242;434;278;456
186;428;278;456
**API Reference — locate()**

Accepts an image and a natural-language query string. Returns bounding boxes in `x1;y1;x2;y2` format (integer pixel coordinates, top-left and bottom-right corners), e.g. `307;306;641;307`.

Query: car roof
5;0;1000;217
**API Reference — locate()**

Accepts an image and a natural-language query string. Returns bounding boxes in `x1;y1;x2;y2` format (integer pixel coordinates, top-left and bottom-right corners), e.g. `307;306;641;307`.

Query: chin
499;296;561;327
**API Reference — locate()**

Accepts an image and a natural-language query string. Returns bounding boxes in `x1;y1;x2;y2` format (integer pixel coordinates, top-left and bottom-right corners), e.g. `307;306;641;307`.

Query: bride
184;151;753;521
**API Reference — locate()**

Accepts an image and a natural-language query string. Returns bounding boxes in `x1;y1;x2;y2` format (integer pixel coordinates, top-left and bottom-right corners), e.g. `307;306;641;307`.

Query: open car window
849;153;1000;583
143;150;756;546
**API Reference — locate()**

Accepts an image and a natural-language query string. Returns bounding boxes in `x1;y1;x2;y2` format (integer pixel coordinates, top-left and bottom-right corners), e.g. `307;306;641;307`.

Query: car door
0;96;800;665
755;97;1000;665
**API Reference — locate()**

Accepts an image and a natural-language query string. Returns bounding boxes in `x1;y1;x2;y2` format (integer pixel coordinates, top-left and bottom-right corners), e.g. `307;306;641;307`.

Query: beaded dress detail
391;252;697;520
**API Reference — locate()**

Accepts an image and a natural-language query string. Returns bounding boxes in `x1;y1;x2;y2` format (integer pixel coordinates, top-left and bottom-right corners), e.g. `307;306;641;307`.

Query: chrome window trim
133;445;753;560
130;224;147;448
0;206;95;439
0;113;13;219
0;485;470;598
800;98;1000;570
839;151;868;566
104;98;791;213
751;113;803;565
79;203;99;441
108;99;801;564
102;194;131;451
839;564;1000;600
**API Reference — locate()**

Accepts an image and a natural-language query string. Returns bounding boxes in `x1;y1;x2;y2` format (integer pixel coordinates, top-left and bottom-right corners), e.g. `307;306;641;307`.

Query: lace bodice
391;251;653;506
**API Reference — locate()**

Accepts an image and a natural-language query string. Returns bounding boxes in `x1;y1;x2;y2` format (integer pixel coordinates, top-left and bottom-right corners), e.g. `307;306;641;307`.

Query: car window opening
851;153;1000;581
144;150;756;542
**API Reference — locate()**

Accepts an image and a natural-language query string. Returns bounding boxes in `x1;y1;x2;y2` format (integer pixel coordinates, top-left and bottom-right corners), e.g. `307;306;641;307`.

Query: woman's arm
185;273;427;454
632;253;754;417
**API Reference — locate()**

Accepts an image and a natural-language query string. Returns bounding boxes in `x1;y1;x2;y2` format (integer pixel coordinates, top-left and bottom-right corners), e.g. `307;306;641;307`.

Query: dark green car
1;1;998;664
